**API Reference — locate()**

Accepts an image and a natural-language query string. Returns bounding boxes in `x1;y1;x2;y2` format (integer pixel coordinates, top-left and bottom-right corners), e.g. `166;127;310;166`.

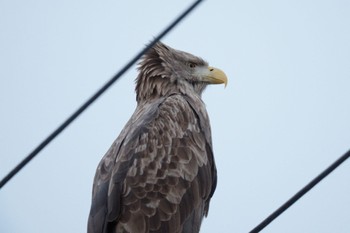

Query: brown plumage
88;42;227;233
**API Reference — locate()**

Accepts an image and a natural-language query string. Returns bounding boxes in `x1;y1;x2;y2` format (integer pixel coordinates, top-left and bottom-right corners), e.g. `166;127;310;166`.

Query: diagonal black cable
0;0;204;189
250;149;350;233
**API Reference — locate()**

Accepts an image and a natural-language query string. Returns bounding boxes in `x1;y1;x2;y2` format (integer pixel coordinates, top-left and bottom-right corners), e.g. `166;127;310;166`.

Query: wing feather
88;93;217;233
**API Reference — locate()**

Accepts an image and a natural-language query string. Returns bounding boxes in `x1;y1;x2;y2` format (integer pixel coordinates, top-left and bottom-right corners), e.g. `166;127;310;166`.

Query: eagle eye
188;62;196;68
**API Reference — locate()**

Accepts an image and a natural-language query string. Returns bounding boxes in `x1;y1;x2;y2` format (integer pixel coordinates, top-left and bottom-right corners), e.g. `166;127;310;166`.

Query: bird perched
88;42;228;233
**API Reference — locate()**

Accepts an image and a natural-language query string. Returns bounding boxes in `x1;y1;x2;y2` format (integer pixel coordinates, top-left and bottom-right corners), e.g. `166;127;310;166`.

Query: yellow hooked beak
201;66;228;87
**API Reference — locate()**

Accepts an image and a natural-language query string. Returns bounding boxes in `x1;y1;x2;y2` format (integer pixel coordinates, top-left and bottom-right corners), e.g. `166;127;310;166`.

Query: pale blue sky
1;1;350;232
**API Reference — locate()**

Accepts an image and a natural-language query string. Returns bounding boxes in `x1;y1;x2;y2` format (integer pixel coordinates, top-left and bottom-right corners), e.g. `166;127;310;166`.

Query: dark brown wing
88;93;217;233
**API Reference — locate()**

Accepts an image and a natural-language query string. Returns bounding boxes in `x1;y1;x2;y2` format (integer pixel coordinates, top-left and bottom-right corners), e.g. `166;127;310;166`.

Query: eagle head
135;41;227;103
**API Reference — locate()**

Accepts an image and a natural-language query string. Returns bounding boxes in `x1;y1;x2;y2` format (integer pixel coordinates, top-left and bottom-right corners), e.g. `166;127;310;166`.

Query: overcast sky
1;0;350;232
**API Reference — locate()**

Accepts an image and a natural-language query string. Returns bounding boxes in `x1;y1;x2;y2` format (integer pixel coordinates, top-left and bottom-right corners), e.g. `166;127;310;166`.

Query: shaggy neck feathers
135;43;206;104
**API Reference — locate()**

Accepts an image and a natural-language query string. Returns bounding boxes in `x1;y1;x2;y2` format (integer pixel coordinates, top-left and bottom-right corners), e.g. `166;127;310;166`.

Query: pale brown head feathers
135;42;211;103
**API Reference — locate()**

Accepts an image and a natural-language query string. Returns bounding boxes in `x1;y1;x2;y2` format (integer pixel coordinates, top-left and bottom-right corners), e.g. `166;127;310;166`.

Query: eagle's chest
115;95;211;232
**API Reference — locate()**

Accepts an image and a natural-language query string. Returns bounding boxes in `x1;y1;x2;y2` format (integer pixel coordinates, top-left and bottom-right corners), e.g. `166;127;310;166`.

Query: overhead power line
249;149;350;233
0;0;204;189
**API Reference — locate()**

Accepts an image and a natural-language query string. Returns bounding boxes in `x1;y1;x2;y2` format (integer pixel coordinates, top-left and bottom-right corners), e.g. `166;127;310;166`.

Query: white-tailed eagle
88;42;228;233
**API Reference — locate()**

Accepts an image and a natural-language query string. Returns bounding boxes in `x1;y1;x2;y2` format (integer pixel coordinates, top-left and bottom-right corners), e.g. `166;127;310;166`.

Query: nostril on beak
210;68;214;71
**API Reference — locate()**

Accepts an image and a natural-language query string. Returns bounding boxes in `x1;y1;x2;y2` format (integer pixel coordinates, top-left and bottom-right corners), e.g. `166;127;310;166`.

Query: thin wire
0;0;204;189
250;149;350;233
